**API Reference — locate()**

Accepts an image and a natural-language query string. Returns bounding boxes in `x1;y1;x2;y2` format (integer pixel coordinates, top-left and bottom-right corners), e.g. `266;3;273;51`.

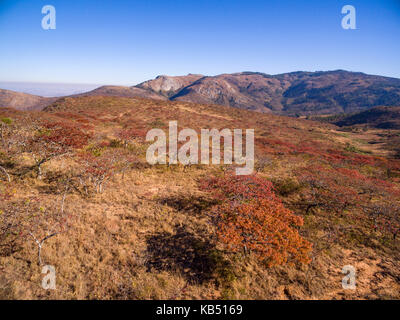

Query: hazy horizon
0;81;103;97
2;68;400;97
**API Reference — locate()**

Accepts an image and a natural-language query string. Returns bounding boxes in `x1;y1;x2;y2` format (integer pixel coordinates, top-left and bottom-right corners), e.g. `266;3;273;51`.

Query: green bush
1;117;13;125
272;177;302;196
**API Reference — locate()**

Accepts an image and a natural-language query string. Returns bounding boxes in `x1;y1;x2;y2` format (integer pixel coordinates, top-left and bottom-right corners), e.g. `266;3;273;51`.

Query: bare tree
0;165;10;182
28;186;70;265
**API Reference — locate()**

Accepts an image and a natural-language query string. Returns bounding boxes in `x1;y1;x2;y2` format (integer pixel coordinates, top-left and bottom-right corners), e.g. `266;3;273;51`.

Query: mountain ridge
167;70;400;115
2;70;400;116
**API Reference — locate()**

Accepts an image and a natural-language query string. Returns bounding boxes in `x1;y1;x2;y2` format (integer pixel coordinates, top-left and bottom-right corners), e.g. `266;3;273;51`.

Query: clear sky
1;0;399;86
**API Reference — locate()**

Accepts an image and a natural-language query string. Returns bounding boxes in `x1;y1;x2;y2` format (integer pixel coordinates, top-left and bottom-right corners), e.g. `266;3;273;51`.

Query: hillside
0;89;56;111
0;86;166;111
141;71;400;116
74;85;167;101
335;106;400;129
1;96;399;300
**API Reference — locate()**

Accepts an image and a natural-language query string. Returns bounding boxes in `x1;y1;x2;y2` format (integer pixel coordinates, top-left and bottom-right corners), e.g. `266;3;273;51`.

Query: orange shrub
200;174;312;266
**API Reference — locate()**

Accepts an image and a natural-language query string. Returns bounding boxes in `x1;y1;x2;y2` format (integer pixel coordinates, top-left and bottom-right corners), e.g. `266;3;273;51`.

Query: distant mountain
74;85;167;100
334;106;400;129
0;89;56;110
2;70;400;115
161;71;400;116
136;74;204;98
170;72;284;113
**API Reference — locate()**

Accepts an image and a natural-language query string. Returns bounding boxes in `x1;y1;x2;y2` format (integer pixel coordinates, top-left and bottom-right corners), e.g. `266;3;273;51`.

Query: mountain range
2;70;400;116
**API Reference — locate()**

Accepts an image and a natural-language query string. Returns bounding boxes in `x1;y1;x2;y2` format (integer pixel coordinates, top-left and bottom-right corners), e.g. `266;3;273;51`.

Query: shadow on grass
157;195;219;217
146;225;232;285
0;242;22;258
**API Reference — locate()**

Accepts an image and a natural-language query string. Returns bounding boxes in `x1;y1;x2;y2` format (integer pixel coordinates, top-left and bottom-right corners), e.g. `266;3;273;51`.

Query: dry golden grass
1;96;399;300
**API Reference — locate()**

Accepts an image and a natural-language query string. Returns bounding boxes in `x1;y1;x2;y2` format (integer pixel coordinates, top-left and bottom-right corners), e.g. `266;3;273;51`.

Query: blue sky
1;0;400;86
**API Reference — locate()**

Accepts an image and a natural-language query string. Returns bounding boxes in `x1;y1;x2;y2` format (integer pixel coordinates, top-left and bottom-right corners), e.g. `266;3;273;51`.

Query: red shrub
116;128;147;147
369;203;400;240
297;165;360;214
25;121;92;178
78;148;136;193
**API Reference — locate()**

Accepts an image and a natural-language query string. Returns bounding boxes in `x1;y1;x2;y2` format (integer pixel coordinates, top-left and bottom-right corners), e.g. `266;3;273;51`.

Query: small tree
297;166;360;215
78;148;135;194
0;117;13;145
25;121;91;178
200;174;312;266
0;117;17;182
368;203;400;240
0;193;72;264
116;127;147;148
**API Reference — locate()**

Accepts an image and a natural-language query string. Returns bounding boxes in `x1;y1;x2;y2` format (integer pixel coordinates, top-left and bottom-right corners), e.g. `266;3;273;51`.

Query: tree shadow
0;161;36;180
157;195;218;217
0;242;22;258
145;225;230;284
35;171;69;195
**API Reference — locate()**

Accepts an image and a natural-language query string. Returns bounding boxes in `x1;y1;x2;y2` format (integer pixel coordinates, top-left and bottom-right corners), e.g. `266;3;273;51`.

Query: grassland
1;96;399;299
